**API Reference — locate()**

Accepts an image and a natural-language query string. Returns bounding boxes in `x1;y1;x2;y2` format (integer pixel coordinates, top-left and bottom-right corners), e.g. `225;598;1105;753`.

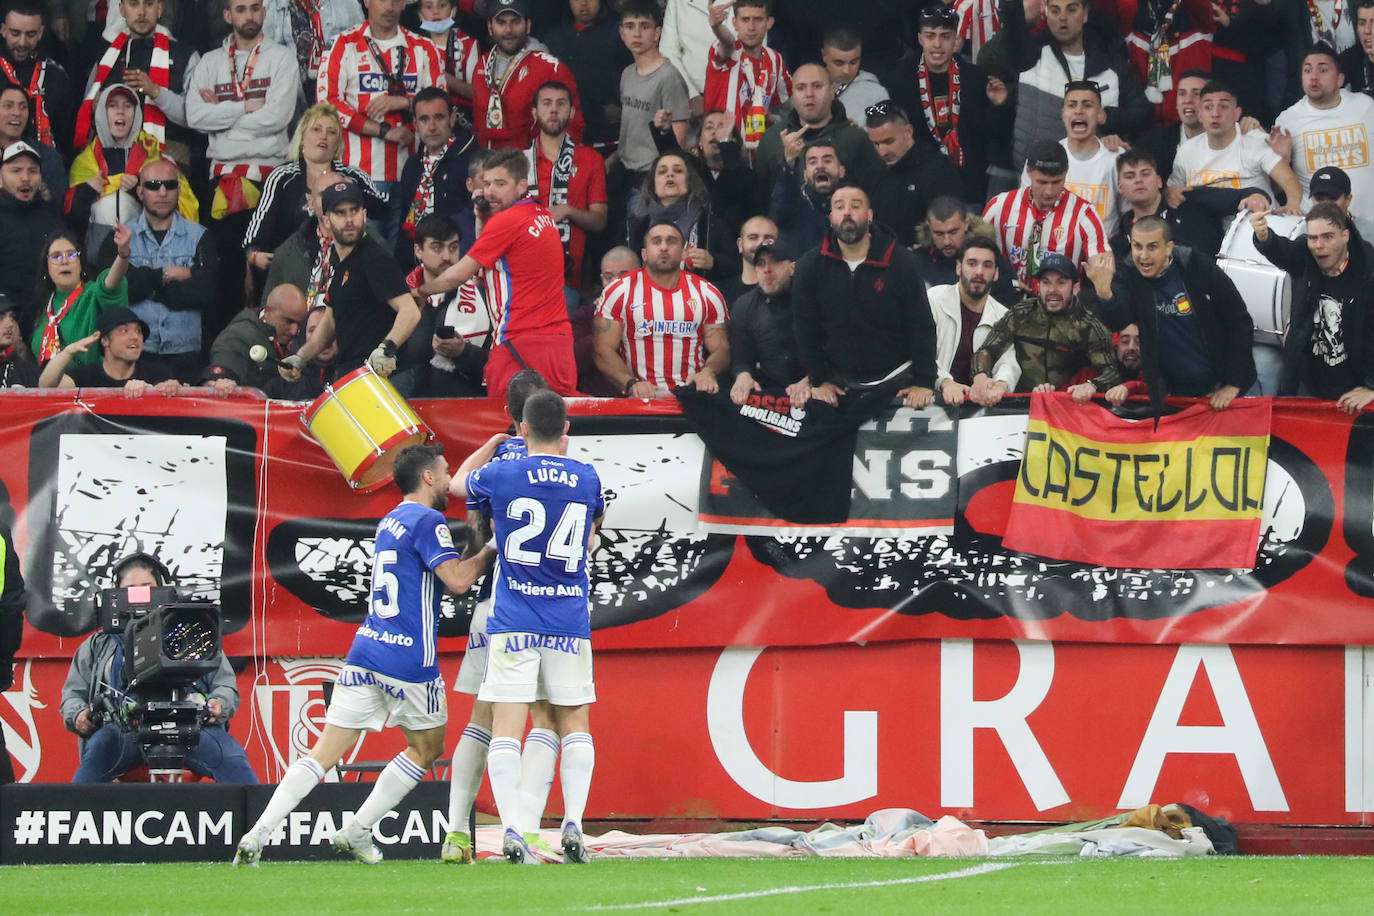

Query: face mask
420;17;453;32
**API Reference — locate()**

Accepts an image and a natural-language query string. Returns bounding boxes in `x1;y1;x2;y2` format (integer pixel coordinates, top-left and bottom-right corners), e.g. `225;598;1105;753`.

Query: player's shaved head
394;442;446;495
506;369;550;422
521;390;568;444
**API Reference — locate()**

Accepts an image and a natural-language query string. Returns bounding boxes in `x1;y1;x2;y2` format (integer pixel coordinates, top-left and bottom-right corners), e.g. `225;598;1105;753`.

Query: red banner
1003;394;1272;569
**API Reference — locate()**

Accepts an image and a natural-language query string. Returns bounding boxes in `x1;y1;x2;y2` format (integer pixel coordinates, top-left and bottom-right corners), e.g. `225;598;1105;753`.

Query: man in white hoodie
187;0;301;339
929;235;1020;406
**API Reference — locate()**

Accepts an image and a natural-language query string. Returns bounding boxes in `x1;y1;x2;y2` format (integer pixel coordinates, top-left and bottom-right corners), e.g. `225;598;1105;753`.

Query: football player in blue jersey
452;389;605;865
443;369;568;864
234;443;483;867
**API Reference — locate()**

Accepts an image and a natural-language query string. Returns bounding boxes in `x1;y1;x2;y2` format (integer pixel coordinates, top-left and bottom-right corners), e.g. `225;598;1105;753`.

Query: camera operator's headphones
110;552;173;588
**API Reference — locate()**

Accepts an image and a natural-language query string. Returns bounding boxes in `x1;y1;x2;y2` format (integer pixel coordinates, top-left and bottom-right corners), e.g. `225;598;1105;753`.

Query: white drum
1216;212;1306;346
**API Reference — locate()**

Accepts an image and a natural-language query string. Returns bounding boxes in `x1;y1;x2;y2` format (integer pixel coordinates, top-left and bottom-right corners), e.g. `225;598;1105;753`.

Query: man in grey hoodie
821;25;889;126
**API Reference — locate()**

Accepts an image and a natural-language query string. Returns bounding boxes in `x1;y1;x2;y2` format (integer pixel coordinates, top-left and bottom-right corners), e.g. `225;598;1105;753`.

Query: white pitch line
584;860;1027;910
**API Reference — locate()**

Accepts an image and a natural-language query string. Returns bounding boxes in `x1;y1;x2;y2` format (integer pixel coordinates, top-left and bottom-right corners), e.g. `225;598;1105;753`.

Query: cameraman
58;554;259;784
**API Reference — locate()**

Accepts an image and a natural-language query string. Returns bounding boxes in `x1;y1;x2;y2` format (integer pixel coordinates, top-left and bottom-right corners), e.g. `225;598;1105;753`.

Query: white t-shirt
1276;90;1374;227
1170;128;1282;199
1020;138;1124;222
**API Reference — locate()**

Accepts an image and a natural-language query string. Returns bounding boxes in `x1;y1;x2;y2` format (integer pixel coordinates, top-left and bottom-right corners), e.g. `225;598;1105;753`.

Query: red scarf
0;58;52;146
306;232;335;310
918;57;964;168
403;137;453;237
39;284;85;362
227;40;262;101
74;28;172;147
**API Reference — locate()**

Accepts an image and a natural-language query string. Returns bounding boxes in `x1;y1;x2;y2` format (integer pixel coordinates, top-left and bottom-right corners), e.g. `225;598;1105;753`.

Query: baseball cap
1035;252;1078;280
1310;166;1352;199
488;0;530;19
321;180;365;212
97;306;150;339
0;292;18;318
1;141;39;166
753;239;793;264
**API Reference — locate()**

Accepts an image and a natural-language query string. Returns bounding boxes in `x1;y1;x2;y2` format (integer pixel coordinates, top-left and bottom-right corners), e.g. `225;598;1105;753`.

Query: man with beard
186;0;301;336
595;218;728;396
473;0;584;150
96;158;218;384
413;149;577;398
753;63;891;216
317;0;444;242
913;196;1017;303
526;80;607;291
393;87;475;266
1083;216;1256;414
281;179;422;390
0;298;37;387
0;2;75;156
0;141;65;314
729;239;802;403
38;306;182;395
770;139;845;253
969;252;1121;405
791;181;936;410
930;237;1020;406
0;85;63;214
236;443;481;866
1251;202;1374;411
406;213;489;396
864;101;962;246
718;214;777;304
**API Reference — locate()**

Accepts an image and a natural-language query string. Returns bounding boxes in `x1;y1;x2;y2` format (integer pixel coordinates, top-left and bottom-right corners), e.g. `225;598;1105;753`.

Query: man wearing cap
728;239;801;403
0;298;38;387
92;158;218;384
473;0;584;150
1308;165;1374;244
1274;44;1374;234
317;0;443;243
969;250;1121;405
0;140;64;314
1081;217;1256;413
205;283;310;395
0;84;64;214
283;179;420;390
790;181;936;410
983;139;1109;293
37;306;182;395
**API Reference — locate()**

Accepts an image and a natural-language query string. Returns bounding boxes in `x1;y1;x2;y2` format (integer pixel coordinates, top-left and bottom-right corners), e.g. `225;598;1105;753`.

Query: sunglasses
864;99;908;120
1064;79;1105;96
48;250;80;263
919;6;959;26
141;179;177;191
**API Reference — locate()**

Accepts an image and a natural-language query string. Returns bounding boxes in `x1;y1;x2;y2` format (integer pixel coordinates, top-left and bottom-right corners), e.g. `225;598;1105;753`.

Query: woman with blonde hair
242;102;386;282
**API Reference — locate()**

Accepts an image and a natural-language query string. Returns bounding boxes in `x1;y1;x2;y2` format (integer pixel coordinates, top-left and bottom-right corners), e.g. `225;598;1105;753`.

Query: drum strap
504;339;530;370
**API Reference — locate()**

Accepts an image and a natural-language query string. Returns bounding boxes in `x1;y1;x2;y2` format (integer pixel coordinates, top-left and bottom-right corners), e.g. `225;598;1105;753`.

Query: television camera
90;583;223;778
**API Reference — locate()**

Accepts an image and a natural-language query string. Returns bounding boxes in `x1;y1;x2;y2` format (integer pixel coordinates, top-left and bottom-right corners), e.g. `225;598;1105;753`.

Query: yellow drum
301;366;433;492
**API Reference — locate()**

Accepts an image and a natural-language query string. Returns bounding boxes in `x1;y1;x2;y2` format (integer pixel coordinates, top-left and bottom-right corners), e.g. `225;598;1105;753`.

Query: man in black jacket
729;240;802;402
864;102;963;246
393;88;476;268
790;181;936;410
0;141;63;324
1252;202;1374;412
1083;215;1257;414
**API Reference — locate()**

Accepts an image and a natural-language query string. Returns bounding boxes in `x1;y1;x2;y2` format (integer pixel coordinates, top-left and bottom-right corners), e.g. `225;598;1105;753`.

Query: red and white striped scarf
74;27;172;147
0;58;53;146
717;43;788;150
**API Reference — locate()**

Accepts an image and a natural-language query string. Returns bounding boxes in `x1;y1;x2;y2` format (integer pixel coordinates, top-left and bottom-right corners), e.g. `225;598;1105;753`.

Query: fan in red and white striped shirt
596;222;729;396
955;0;1001;60
983;144;1107;292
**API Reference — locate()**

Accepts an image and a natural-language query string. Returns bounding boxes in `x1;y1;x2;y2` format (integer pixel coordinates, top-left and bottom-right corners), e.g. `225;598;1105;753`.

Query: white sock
250;758;325;837
486;736;523;832
559;733;594;829
350;752;427;831
446;723;491;831
517;727;560;834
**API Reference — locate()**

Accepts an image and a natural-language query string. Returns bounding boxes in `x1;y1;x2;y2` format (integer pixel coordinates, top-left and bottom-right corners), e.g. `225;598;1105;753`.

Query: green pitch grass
3;856;1369;914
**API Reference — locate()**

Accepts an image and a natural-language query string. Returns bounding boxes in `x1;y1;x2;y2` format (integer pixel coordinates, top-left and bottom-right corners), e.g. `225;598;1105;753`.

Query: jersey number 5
371;549;400;617
504;498;587;572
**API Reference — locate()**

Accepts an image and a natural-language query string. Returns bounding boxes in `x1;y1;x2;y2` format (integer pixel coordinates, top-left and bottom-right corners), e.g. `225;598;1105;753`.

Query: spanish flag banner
1003;393;1272;570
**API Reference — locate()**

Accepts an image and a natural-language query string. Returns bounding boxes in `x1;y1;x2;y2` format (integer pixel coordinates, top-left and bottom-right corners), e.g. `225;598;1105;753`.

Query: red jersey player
414;147;576;399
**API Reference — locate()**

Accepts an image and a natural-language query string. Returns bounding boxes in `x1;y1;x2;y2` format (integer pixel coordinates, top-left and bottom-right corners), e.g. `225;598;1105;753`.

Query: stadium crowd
0;0;1366;410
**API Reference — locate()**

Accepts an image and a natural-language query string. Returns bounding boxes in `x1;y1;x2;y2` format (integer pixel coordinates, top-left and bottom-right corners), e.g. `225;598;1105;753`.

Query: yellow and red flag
1003;393;1272;569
